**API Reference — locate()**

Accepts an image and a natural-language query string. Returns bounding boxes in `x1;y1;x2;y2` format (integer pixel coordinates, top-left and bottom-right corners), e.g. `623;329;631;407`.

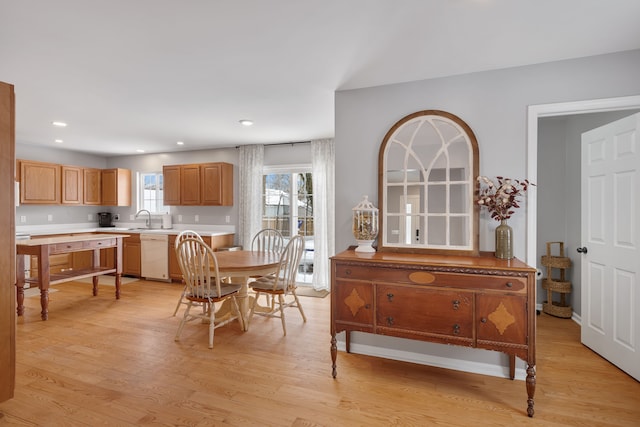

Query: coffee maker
97;212;113;227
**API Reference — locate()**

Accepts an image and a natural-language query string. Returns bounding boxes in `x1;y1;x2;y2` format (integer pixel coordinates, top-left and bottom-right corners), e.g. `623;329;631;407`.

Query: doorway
528;95;640;375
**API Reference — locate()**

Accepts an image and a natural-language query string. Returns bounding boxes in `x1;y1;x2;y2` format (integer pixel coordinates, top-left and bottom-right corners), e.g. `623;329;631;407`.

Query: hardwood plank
1;280;638;426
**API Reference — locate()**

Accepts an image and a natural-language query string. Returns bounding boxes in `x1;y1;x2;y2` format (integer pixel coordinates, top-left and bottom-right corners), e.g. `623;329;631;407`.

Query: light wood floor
1;280;638;426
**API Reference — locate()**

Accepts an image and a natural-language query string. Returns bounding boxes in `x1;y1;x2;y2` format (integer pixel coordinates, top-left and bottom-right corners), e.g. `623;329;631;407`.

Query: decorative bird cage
352;195;379;253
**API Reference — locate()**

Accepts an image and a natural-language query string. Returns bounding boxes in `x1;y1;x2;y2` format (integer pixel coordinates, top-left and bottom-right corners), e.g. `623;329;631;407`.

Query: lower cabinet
168;233;235;281
122;235;141;276
331;249;536;416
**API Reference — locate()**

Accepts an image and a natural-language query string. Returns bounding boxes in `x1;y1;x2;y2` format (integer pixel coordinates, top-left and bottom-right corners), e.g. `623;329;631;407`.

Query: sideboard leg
331;334;337;378
509;354;516;380
526;364;536;417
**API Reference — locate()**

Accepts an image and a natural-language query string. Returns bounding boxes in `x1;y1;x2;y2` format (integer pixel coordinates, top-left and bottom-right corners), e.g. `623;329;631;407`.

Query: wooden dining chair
247;235;306;335
172;230;206;316
251;228;284;307
251;228;284;253
174;237;243;348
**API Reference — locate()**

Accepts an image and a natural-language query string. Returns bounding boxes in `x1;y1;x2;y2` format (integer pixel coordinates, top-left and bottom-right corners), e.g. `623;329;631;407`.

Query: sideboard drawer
376;285;473;337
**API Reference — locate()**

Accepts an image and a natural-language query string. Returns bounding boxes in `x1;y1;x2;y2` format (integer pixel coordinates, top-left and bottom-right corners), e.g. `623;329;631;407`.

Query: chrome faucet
135;209;152;228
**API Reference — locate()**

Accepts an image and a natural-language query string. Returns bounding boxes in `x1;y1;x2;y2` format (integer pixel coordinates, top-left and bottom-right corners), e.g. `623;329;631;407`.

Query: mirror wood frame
377;110;480;255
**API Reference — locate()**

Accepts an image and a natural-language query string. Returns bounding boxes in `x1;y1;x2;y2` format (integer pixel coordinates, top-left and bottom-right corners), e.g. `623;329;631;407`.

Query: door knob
577;247;588;254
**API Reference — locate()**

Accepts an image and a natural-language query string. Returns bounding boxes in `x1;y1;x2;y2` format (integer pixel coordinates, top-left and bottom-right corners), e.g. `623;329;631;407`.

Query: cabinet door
476;294;527;345
376;285;473;338
83;168;102;205
123;241;141;276
61;165;83;205
201;163;233;206
19;160;61;204
102;168;131;206
334;280;374;326
180;164;201;205
163;165;181;205
168;235;181;280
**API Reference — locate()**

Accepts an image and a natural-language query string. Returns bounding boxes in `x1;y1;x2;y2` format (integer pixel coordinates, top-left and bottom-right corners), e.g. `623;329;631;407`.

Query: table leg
38;247;50;321
16;254;25;316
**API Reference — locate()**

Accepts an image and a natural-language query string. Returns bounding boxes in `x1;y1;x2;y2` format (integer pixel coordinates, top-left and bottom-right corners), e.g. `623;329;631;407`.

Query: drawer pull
387;293;394;302
453;324;460;334
345;269;352;276
364;304;371;309
66;245;72;248
506;282;513;288
386;317;394;326
481;317;487;323
452;300;460;310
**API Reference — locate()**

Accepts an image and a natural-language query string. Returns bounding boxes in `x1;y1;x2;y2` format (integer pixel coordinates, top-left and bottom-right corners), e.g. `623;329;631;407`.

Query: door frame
526;95;640;269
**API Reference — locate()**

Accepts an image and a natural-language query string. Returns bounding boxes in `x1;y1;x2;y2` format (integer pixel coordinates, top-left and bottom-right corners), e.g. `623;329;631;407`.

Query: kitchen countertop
16;223;235;238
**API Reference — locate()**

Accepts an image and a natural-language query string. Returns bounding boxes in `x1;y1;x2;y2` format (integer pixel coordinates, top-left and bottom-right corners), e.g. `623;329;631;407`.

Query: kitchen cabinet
101;168;131;206
181;164;201;205
18;159;61;204
123;234;141;276
331;249;536;417
163;162;233;206
83;168;102;205
168;233;235;281
201;162;233;206
163;165;181;205
61;165;83;205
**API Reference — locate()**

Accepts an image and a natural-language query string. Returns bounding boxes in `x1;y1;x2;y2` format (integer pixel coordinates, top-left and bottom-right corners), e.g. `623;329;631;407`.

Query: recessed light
55;139;63;143
176;141;184;145
239;119;254;127
136;149;145;153
52;121;67;127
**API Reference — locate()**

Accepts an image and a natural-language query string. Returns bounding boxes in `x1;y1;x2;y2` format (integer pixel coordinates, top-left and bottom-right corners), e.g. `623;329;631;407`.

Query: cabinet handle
481;317;487;323
386;317;394;326
364;304;371;309
505;282;513;288
452;300;460;310
387;293;394;302
453;324;460;334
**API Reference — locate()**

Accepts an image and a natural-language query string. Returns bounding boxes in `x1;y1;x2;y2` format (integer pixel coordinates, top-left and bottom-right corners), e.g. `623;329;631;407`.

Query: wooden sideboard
330;249;537;417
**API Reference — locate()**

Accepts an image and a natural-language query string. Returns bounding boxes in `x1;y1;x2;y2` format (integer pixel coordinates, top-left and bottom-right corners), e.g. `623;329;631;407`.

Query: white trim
526;95;640;268
336;340;525;380
263;163;311;173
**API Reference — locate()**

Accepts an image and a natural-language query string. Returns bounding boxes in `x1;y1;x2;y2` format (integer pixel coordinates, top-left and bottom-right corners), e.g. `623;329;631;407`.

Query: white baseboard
336;341;527;381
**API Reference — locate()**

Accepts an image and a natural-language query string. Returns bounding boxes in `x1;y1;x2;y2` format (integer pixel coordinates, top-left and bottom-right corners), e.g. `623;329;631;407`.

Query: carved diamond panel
488;302;515;335
344;288;366;317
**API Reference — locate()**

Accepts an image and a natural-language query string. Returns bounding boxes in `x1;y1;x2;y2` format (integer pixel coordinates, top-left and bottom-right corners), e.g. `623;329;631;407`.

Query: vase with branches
476;176;534;259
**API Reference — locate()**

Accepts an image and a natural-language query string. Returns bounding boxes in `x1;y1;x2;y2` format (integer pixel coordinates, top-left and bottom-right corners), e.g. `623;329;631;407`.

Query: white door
581;112;640;381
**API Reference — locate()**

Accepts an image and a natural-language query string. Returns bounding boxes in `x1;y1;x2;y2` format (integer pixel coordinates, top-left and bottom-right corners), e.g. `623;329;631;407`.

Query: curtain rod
235;140;311;149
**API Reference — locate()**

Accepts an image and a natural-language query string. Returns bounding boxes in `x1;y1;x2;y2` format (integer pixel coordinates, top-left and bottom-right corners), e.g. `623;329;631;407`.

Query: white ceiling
2;0;640;156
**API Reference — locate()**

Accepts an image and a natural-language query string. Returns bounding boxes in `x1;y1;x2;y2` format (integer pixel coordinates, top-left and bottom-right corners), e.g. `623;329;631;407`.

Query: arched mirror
378;110;479;255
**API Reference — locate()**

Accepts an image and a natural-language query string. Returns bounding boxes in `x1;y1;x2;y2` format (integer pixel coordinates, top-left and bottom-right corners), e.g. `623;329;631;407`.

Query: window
138;172;166;213
263;166;313;285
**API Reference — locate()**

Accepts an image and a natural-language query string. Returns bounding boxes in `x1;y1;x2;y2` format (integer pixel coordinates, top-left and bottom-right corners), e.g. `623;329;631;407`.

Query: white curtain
238;144;264;249
311;138;335;291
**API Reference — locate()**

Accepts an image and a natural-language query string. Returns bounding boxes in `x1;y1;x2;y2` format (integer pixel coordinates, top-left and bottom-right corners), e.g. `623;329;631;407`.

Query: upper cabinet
83;168;102;205
163;162;233;206
17;159;131;206
61;165;84;205
18;160;61;204
101;168;131;206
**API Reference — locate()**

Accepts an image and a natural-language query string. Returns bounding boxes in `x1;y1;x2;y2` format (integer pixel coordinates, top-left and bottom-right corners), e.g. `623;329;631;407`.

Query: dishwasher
140;233;169;281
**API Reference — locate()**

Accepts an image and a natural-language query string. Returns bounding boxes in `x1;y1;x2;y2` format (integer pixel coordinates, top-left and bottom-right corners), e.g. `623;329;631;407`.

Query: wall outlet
195;214;199;223
113;214;120;221
88;214;93;221
225;215;230;223
130;214;135;221
178;215;183;222
47;214;53;222
20;215;26;223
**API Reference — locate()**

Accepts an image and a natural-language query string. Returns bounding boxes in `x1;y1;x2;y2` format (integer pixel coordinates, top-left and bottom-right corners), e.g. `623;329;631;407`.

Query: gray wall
334;49;640;373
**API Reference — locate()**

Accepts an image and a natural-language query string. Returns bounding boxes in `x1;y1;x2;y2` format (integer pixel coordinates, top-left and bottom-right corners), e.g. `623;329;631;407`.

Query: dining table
213;249;280;331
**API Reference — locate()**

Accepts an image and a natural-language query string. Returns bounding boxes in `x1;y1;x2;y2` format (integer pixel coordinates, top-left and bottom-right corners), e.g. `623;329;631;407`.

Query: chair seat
187;283;241;299
250;275;286;293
